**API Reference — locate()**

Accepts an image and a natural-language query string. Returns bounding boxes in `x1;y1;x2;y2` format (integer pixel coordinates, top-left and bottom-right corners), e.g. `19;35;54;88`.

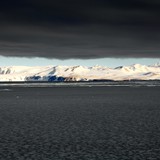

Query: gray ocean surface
0;85;160;159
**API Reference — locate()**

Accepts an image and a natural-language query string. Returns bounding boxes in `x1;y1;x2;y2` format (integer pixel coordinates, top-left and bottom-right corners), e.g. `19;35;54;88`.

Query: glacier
0;64;160;82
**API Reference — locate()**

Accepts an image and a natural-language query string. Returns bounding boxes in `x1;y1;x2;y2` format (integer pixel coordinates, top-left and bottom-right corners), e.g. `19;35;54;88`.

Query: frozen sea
0;84;160;159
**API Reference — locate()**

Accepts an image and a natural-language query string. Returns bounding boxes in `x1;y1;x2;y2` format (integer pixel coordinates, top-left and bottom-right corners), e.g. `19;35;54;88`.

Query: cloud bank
0;0;160;59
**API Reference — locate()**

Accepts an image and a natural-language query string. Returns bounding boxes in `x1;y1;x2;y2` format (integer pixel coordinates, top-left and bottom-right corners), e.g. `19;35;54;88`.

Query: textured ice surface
0;86;160;159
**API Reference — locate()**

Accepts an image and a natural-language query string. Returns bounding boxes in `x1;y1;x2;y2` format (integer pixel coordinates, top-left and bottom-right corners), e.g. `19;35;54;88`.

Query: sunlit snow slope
0;64;160;81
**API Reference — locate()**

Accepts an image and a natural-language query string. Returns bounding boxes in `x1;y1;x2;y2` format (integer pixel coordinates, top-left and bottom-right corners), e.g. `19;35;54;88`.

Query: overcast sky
0;0;160;66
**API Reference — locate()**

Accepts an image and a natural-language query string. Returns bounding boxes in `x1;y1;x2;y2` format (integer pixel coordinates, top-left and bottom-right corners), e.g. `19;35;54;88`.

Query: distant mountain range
0;64;160;82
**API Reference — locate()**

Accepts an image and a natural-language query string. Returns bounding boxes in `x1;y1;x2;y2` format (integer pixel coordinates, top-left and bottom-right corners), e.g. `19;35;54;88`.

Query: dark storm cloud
0;0;160;59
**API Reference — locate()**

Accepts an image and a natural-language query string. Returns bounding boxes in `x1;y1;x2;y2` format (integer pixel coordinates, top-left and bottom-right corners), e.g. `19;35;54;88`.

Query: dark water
0;86;160;160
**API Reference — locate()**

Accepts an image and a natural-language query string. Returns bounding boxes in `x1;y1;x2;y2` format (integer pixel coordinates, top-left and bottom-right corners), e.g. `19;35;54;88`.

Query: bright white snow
0;64;160;81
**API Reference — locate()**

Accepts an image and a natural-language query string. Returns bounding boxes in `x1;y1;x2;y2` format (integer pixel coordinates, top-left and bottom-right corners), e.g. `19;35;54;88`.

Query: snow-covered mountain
0;64;160;82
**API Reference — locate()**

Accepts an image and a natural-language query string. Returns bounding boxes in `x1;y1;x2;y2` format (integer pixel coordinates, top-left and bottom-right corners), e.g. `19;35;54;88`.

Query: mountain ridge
0;64;160;82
